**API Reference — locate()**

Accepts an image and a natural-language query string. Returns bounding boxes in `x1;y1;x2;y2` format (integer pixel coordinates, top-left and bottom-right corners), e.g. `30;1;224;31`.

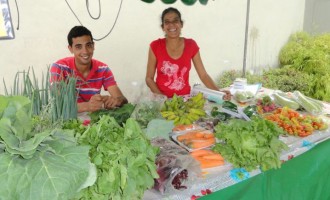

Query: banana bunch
161;94;185;112
186;92;206;110
161;93;206;125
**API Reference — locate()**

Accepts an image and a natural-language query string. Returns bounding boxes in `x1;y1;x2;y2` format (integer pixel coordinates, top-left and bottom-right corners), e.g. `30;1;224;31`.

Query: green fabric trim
140;0;208;5
200;139;330;200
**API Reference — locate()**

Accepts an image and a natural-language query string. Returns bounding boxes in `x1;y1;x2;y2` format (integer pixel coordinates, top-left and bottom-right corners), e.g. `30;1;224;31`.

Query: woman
145;7;230;99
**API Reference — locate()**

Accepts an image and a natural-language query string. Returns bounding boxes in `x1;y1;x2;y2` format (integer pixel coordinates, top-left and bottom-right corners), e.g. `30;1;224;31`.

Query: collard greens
0;141;91;200
0;95;93;200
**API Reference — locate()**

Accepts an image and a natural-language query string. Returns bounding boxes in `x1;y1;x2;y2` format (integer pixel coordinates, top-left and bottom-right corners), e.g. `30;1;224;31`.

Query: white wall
0;0;305;101
304;0;330;34
247;0;305;73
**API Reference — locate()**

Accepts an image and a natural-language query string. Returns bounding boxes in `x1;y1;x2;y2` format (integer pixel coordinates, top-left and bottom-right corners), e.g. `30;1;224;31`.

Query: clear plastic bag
131;90;167;129
151;137;201;195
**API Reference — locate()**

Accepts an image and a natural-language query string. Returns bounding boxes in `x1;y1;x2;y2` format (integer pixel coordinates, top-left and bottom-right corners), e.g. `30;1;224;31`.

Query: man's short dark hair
67;26;93;46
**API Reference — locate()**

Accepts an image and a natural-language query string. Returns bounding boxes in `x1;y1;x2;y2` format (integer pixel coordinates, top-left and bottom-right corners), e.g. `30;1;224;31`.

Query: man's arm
102;85;128;109
77;94;104;112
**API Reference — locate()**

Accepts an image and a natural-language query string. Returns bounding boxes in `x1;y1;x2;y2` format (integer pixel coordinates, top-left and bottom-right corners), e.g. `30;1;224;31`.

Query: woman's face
162;12;183;38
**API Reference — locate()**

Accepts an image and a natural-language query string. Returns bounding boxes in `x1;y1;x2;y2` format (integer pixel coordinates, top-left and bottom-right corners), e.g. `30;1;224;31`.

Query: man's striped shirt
50;57;116;102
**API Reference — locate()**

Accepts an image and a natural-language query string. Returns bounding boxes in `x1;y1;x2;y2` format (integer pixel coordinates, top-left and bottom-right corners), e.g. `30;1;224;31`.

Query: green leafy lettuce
89;103;135;126
75;116;159;200
213;116;288;171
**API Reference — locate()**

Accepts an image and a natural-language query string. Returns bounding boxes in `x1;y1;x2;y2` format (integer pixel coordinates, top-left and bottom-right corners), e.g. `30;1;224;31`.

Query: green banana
191;92;204;102
167;114;178;120
187;113;200;121
173;117;181;125
161;111;175;118
161;93;206;124
189;108;206;116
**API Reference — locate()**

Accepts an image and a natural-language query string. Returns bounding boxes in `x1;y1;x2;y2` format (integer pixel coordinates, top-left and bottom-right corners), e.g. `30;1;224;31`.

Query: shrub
260;66;313;94
215;70;244;88
279;31;330;101
216;66;313;96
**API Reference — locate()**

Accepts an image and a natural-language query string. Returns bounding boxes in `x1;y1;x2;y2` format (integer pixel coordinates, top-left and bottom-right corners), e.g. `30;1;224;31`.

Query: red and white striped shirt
50;57;117;103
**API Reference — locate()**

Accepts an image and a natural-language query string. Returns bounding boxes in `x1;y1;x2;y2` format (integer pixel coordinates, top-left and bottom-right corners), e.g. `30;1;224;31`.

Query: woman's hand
221;90;232;101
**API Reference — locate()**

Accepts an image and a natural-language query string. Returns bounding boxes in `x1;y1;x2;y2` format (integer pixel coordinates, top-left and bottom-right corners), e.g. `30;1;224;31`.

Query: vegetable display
213;117;289;171
75;116;159;200
2;68;330;200
234;90;254;103
293;90;324;115
272;91;300;110
131;101;163;129
264;107;327;137
151;137;200;194
0;96;93;200
243;105;258;118
190;149;225;169
88;103;135;125
175;130;216;150
210;106;231;122
161;93;206;125
256;95;277;113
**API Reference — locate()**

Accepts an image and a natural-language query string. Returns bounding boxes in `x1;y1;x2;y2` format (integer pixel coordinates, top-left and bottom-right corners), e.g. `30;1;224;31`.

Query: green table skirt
200;139;330;200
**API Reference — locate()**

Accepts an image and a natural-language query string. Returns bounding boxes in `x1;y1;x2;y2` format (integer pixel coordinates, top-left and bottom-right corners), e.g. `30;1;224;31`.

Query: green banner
140;0;208;5
201;139;330;200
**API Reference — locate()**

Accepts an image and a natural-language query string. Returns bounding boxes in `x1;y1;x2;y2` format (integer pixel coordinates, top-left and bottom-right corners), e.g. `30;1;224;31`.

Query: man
50;26;128;112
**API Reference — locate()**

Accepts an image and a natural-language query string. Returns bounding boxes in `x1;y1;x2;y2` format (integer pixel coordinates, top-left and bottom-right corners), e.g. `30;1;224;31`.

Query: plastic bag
151;137;201;195
131;90;167;129
145;119;174;140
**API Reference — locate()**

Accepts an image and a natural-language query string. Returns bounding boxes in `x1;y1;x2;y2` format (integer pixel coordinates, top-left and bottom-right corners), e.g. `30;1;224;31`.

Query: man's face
68;35;94;68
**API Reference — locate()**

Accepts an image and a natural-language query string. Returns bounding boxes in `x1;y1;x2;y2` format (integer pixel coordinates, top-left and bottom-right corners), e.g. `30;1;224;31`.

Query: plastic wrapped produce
151;137;201;194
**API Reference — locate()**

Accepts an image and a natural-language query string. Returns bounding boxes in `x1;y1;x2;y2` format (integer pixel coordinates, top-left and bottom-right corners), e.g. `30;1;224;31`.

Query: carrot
197;158;225;169
176;132;198;141
202;154;224;161
176;131;207;142
190;149;214;157
187;138;216;149
194;132;205;138
173;124;195;131
202;133;215;139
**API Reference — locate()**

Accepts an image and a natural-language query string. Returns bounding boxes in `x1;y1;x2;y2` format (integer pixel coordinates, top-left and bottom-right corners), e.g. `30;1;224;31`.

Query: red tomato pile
264;107;328;137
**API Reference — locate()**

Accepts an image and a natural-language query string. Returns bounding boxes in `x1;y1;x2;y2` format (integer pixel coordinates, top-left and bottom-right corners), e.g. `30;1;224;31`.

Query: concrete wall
304;0;330;34
0;0;305;101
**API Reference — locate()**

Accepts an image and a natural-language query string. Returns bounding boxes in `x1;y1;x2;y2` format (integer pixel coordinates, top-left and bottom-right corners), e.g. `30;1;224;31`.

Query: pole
242;0;251;78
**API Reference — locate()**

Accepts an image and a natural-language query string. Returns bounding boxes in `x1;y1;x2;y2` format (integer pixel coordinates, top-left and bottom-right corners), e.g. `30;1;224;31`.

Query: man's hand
102;96;126;109
88;94;104;112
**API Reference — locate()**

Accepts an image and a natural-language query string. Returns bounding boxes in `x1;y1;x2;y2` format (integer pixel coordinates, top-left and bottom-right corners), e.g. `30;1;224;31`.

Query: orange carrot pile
190;149;225;169
172;124;202;132
176;131;216;149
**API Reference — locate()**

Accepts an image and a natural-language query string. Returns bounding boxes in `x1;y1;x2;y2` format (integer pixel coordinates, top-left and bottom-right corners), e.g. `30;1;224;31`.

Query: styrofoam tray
171;130;215;152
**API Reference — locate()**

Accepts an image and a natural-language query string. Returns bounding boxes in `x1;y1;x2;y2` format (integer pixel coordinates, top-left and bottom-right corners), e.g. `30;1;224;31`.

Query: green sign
140;0;208;5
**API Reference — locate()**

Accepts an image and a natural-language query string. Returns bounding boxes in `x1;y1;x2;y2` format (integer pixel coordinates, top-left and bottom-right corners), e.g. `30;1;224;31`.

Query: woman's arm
146;47;163;95
192;51;219;90
192;51;232;100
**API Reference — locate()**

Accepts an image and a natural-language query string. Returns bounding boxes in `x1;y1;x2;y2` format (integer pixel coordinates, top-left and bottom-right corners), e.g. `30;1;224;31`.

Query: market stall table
143;129;330;200
200;138;330;200
143;87;330;200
